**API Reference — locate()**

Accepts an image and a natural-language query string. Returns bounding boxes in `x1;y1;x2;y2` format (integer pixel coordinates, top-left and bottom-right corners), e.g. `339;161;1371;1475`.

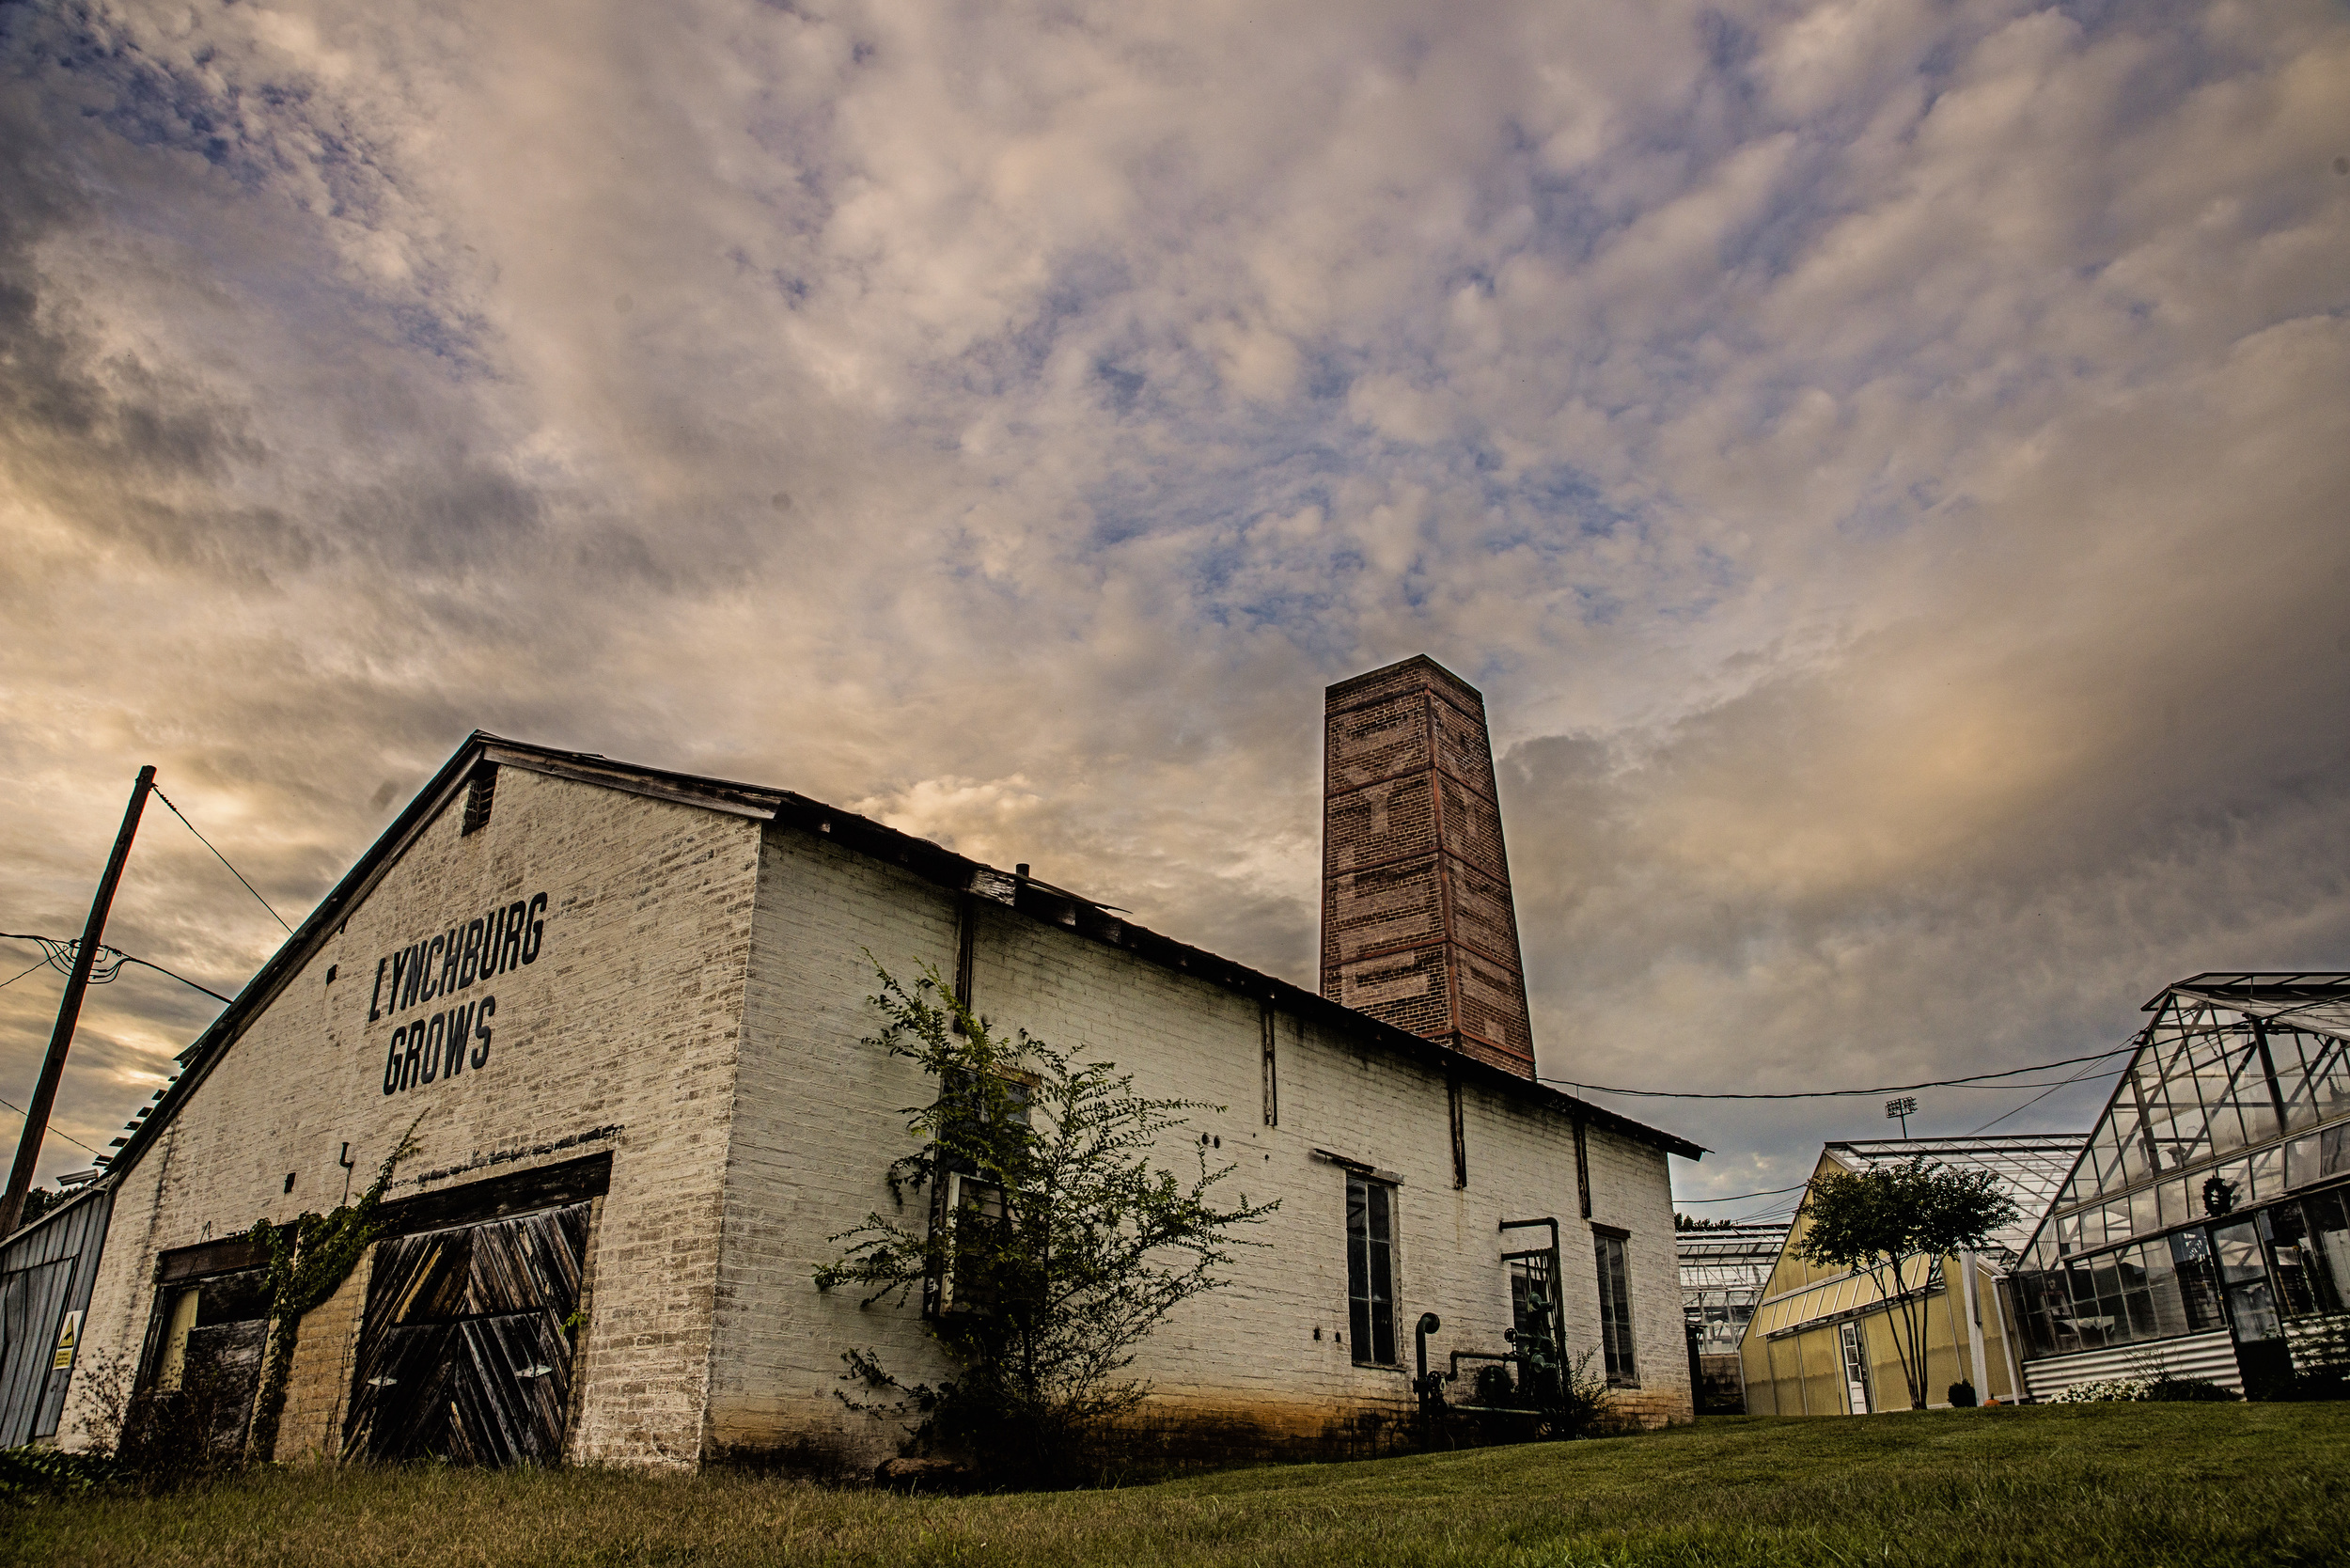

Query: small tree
815;963;1276;1482
1794;1156;2017;1411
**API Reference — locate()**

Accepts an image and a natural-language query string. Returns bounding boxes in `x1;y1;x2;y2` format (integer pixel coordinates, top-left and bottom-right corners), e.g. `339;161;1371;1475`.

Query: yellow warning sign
51;1309;81;1372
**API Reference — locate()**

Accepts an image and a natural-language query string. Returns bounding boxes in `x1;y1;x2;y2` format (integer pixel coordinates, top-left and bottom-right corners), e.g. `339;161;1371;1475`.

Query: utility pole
1;766;154;1236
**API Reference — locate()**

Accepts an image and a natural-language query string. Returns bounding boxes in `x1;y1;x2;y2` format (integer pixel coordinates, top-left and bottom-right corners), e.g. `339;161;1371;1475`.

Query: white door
1839;1321;1873;1414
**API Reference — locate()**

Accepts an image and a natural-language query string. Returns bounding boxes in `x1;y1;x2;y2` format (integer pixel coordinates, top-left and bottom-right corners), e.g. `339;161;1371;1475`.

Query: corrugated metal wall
2020;1328;2241;1398
0;1186;115;1447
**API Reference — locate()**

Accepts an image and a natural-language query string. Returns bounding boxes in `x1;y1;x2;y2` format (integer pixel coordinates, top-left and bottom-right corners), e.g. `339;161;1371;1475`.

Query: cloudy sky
4;0;2346;1215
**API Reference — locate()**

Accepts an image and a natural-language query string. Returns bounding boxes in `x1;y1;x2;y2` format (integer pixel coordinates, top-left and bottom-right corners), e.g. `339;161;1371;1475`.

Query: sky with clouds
4;0;2346;1215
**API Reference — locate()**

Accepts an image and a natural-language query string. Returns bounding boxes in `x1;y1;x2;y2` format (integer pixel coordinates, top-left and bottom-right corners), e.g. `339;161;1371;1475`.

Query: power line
1541;1044;2134;1101
4;932;129;985
0;934;234;1005
152;786;291;933
1966;1025;2152;1136
118;954;234;1006
1676;1182;1810;1205
1969;1056;2127;1136
0;1100;102;1161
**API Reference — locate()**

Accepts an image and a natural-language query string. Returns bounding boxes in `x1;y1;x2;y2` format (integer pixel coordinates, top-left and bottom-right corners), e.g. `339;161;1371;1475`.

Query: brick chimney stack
1320;655;1535;1078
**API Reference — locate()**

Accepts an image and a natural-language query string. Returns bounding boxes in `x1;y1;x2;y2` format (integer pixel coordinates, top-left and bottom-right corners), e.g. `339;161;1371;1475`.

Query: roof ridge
97;731;1708;1187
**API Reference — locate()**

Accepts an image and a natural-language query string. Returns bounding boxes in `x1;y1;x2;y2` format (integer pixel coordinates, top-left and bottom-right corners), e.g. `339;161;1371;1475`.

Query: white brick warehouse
55;735;1701;1471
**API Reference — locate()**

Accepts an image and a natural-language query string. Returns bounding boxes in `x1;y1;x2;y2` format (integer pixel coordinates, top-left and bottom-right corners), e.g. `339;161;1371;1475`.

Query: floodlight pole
1;766;155;1235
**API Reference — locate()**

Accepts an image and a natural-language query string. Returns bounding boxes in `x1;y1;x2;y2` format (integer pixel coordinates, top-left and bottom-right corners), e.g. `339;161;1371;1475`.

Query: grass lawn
8;1403;2346;1567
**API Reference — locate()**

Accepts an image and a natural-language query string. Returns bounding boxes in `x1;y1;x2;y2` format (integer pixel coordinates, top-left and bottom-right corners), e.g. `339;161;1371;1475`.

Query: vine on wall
243;1113;425;1461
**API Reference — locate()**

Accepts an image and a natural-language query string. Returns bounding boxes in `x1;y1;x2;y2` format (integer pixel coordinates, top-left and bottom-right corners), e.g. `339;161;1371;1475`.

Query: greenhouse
2009;973;2350;1399
1737;1136;2075;1414
1680;1222;1790;1357
1678;1221;1788;1412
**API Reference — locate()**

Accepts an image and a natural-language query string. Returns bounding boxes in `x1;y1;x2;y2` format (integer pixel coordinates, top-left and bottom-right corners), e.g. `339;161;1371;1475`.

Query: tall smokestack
1320;656;1535;1078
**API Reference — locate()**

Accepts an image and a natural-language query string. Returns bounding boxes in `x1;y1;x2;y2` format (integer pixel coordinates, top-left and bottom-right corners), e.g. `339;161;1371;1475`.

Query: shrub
2053;1375;2235;1403
817;964;1276;1486
1948;1380;1978;1408
0;1446;123;1502
2246;1364;2350;1402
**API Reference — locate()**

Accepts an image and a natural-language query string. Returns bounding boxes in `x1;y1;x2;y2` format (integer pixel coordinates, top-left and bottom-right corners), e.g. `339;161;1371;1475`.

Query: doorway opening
342;1200;590;1465
1839;1320;1873;1414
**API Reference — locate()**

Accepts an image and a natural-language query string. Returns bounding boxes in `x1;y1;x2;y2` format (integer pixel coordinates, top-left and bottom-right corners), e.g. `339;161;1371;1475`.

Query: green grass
8;1404;2346;1567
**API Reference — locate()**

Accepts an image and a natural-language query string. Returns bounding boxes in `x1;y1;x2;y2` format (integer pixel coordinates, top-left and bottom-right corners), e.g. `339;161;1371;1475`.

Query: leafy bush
2053;1375;2236;1403
818;964;1276;1486
0;1446;123;1501
1948;1380;1977;1408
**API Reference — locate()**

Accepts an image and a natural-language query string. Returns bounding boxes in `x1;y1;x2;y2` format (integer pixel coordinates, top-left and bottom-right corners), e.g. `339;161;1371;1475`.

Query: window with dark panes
2169;1229;2225;1332
1345;1173;1397;1365
921;1068;1032;1320
2302;1187;2350;1311
2140;1238;2193;1338
1594;1231;1637;1386
460;765;495;836
936;1172;1009;1315
2213;1218;2281;1341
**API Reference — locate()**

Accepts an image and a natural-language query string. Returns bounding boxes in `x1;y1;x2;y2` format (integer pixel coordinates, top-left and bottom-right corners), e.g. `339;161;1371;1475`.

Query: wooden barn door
343;1201;589;1466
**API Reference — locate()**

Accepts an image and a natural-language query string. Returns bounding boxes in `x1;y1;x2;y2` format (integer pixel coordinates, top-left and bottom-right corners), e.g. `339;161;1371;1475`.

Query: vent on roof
461;765;497;836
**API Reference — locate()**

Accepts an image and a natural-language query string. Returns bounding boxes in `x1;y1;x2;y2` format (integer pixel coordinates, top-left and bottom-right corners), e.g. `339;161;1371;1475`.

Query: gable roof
86;733;1704;1192
2155;972;2350;1043
2013;972;2350;1269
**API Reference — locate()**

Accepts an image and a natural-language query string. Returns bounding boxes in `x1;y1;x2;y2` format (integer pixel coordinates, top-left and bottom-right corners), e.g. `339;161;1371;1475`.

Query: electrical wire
152;786;291;933
1967;1052;2129;1136
0;934;233;1005
0;1096;103;1156
1675;1181;1810;1205
0;956;47;990
1690;1055;2132;1223
1671;1046;2142;1219
5;931;128;984
117;954;234;1005
1540;1043;2135;1101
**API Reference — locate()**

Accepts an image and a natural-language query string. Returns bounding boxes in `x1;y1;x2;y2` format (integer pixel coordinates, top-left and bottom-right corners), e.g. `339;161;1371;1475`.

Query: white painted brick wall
64;773;1691;1472
63;768;765;1467
706;825;1691;1466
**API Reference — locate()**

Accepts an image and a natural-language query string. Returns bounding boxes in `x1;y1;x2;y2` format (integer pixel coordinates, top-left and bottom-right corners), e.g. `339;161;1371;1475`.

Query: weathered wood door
343;1201;589;1466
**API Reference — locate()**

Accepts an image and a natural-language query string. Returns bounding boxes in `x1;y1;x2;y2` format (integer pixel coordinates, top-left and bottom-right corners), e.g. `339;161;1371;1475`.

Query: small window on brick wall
932;1171;1009;1316
461;766;496;836
1594;1229;1638;1386
1346;1172;1399;1365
